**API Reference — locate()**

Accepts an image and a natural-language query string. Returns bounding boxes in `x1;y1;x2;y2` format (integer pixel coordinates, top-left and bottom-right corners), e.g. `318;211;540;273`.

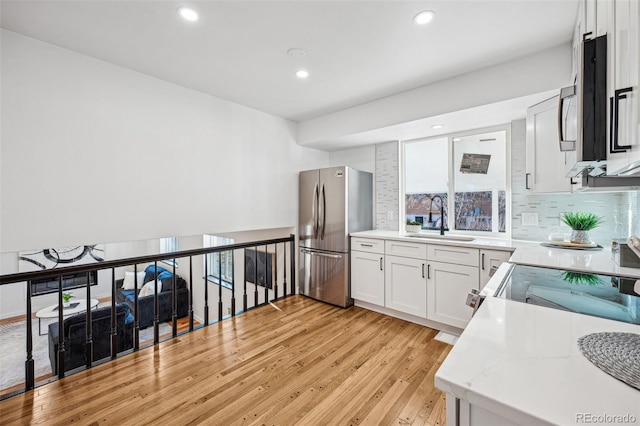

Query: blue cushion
157;271;173;280
121;289;136;303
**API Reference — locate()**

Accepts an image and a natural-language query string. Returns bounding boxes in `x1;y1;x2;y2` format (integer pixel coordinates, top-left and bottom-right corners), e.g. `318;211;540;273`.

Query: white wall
0;30;329;253
328;145;375;174
298;43;572;146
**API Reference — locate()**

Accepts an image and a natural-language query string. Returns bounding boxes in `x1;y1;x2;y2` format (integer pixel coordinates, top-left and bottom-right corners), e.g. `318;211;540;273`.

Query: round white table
36;298;99;335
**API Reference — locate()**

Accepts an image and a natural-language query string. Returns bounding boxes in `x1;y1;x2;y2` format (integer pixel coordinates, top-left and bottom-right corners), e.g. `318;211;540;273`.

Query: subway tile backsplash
375;141;399;231
510;119;638;244
372;119;639;242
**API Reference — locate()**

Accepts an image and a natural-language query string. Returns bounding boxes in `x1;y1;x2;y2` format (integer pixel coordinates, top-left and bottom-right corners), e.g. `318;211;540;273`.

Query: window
402;126;509;235
203;235;234;289
159;237;178;267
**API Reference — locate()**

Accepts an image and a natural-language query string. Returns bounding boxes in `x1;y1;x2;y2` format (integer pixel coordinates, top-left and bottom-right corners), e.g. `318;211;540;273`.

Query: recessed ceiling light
178;7;199;22
431;124;444;129
296;70;309;79
414;10;435;25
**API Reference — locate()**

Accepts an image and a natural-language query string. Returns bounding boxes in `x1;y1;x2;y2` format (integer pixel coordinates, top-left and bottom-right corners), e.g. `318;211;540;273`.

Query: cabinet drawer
427;244;479;267
351;237;384;254
385;240;427;259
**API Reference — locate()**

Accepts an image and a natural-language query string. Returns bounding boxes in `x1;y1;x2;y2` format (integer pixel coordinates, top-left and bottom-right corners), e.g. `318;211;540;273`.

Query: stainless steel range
474;264;640;325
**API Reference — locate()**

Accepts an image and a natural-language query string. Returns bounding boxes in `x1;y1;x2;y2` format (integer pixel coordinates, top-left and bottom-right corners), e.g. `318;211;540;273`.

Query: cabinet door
351;251;385;306
427;261;479;329
607;0;640;174
479;250;513;289
385;255;427;318
525;96;574;193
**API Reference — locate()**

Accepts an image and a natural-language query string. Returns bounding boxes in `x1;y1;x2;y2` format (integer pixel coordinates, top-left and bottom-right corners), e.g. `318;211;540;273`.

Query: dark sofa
115;265;189;329
48;303;134;375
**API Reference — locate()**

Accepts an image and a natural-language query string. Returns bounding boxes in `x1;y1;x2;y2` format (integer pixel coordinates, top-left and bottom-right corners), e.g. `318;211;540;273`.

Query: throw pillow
122;271;146;290
139;280;163;297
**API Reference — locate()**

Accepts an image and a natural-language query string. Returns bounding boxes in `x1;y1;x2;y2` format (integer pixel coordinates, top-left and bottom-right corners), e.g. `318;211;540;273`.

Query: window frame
399;124;512;238
159;237;178;267
203;235;234;290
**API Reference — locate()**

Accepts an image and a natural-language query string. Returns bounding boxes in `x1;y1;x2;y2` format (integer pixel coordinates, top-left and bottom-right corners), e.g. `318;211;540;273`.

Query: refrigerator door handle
312;183;319;239
319;184;326;240
300;248;343;259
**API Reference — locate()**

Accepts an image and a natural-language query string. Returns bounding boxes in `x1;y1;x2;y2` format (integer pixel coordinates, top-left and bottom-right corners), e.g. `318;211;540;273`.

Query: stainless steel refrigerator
299;166;373;307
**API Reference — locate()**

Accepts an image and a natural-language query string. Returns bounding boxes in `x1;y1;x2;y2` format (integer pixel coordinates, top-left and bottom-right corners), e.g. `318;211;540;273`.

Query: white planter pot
406;225;421;233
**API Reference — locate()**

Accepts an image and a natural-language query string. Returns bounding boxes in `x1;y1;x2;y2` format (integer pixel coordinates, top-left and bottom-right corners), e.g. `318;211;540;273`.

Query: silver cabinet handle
557;85;576;151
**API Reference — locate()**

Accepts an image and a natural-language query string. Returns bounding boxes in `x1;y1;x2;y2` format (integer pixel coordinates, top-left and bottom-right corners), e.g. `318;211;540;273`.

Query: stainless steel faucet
429;195;448;236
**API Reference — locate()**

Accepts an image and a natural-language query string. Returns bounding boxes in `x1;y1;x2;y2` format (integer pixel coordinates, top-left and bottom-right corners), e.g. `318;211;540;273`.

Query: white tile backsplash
375;141;399;231
371;120;639;243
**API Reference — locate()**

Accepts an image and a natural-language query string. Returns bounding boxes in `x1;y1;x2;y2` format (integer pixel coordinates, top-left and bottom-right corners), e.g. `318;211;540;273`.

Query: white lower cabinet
384;255;427;318
351;250;385;306
426;261;479;329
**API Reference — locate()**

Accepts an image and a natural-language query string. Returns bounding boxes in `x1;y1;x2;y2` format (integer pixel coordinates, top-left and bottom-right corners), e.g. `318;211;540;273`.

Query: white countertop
351;229;640;279
435;297;640;425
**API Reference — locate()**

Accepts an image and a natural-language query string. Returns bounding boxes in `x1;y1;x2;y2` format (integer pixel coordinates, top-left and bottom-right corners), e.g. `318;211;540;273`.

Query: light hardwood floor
0;295;452;425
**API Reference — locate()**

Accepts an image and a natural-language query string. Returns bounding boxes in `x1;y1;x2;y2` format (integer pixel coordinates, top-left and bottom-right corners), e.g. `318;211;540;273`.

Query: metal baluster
254;246;259;308
243;249;248;312
57;276;65;377
25;280;34;390
231;250;236;317
133;264;140;351
110;267;117;359
172;258;177;338
153;261;159;344
189;256;194;331
218;252;223;320
274;244;279;301
204;254;209;325
263;245;269;304
290;235;296;295
283;241;288;297
85;271;93;369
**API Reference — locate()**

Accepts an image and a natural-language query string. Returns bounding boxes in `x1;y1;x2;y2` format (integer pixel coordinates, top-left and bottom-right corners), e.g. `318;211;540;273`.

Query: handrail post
25;280;35;390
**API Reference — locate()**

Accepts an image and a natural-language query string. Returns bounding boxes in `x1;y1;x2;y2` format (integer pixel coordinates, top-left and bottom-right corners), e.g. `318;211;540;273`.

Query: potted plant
62;292;75;308
560;212;603;244
406;219;421;233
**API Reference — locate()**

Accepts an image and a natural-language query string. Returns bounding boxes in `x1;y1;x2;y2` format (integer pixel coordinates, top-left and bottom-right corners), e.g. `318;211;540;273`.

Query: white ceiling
1;0;579;126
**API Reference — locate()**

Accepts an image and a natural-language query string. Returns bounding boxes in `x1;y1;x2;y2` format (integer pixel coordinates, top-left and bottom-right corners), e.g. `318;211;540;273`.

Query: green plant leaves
560;212;603;231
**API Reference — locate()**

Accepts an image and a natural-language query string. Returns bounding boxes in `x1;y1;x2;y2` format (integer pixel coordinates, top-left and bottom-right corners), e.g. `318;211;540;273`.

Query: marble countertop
351;230;640;279
435;296;640;425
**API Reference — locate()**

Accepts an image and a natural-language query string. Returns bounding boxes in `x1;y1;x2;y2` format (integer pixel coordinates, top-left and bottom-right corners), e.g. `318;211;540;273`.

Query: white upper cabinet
607;0;640;174
526;96;576;193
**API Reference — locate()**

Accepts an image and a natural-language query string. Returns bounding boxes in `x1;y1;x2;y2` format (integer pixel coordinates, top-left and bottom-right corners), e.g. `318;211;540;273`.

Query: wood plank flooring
0;295;452;425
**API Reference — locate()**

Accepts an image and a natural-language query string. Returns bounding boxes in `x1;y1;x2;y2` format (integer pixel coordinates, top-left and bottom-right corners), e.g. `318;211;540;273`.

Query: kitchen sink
405;234;475;242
